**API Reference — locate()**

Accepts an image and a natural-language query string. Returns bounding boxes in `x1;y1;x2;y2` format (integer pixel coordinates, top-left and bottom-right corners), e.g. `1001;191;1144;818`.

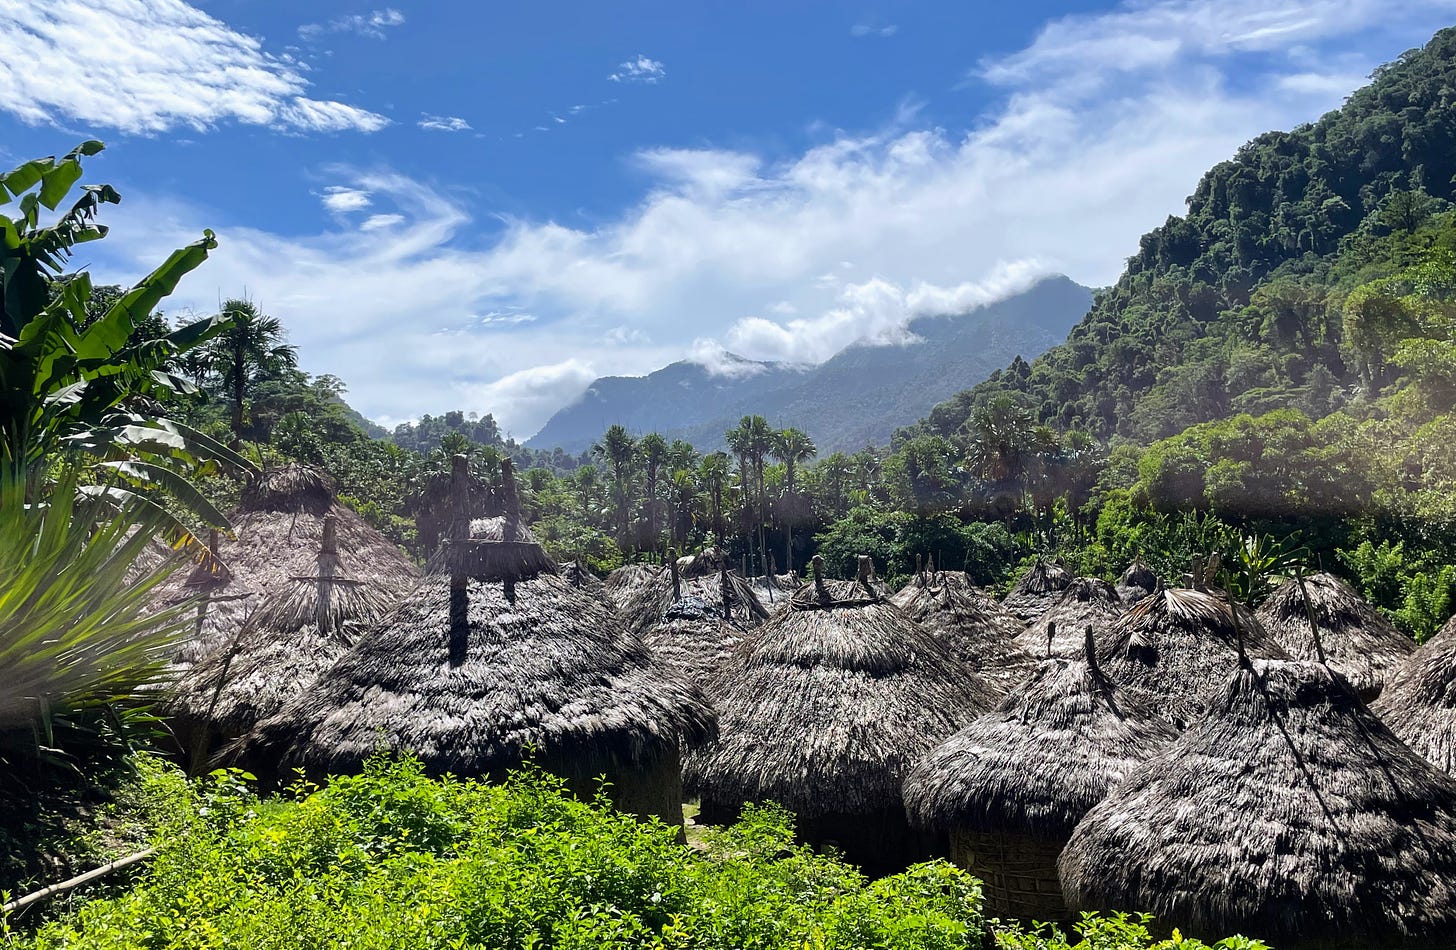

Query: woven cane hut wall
951;828;1069;922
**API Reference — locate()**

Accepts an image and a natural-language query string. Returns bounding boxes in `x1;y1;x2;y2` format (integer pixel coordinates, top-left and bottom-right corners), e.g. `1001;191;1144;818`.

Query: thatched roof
560;560;604;593
1002;559;1073;624
1373;615;1456;775
245;458;714;781
1115;559;1159;605
684;556;998;818
1016;577;1124;660
1060;659;1456;949
904;631;1177;838
150;464;421;670
642;595;748;687
892;571;1036;695
1254;572;1412;700
248;572;715;780
1095;588;1288;728
677;545;729;579
605;561;768;637
169;515;401;738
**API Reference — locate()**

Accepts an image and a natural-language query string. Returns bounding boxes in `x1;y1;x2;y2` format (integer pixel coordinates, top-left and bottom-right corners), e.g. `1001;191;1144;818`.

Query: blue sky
5;0;1456;438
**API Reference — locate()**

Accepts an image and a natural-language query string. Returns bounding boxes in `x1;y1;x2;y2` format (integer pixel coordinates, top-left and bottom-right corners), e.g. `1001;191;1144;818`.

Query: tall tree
593;424;638;550
199;298;298;441
770;427;817;573
639;432;668;560
699;451;730;545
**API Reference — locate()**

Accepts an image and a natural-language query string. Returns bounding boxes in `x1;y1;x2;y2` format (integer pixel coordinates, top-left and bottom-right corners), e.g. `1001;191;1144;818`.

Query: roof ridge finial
500;457;520;544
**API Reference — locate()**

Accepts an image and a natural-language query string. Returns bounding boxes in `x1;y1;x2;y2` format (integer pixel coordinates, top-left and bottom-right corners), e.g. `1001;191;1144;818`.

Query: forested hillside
913;27;1456;444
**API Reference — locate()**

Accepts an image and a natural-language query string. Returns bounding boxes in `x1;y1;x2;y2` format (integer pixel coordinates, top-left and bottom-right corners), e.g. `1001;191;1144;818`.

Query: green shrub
996;912;1270;950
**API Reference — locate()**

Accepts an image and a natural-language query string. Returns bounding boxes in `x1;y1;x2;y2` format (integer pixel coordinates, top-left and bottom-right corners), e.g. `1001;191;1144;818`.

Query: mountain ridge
526;275;1093;453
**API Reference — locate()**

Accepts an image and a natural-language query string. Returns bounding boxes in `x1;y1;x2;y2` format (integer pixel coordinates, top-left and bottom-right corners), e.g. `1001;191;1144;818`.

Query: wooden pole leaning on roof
500;456;521;543
856;554;874;587
720;565;733;620
448;454;470;666
317;514;338;636
812;554;829;601
670;548;681;601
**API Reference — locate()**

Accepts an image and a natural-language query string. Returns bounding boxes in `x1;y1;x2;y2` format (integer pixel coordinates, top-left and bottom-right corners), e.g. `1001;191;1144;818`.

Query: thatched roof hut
150;465;420;671
685;555;998;875
1115;559;1159;605
893;570;1035;696
1373;615;1456;775
1096;588;1288;729
243;458;715;826
1001;559;1073;624
1060;659;1456;949
1254;572;1412;700
169;514;401;751
559;559;604;593
642;570;750;688
1015;577;1124;660
904;631;1177;921
606;554;768;637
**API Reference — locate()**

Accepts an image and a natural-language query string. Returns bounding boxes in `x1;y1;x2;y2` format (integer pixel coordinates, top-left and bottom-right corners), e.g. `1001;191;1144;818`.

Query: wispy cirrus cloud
851;22;898;38
298;8;405;40
418;114;472;132
0;0;387;134
609;55;666;84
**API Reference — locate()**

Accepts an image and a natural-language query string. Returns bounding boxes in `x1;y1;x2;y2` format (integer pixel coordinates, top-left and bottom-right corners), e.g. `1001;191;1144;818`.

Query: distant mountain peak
526;275;1092;453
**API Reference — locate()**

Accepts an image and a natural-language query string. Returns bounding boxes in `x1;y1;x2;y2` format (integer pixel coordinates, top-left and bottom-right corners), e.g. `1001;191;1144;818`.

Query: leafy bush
15;756;988;950
996;913;1269;950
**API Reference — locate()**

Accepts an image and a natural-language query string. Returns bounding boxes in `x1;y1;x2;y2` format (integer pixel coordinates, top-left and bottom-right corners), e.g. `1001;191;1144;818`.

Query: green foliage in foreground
997;915;1267;950
9;756;1266;950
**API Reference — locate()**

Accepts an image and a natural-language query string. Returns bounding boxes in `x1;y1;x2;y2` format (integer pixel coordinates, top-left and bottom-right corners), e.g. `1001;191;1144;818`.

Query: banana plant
0;142;253;541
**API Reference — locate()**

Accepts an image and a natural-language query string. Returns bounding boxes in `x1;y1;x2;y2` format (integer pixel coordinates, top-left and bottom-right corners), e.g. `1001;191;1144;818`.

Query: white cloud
686;340;773;378
851;23;898;37
609;55;666;83
0;0;388;134
476;312;537;327
360;213;404;231
320;187;373;213
418;114;472;132
84;0;1456;438
299;8;405;40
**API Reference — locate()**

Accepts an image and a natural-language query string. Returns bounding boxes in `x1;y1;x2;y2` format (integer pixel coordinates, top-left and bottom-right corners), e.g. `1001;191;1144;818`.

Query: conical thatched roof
1373;615;1456;775
1061;659;1456;949
605;561;767;636
684;556;997;820
1016;577;1124;660
1096;588;1288;728
560;560;605;593
151;465;421;670
246;458;715;787
1115;559;1160;605
904;631;1176;838
170;515;401;739
1001;559;1073;624
892;571;1035;695
642;593;748;687
1254;572;1412;700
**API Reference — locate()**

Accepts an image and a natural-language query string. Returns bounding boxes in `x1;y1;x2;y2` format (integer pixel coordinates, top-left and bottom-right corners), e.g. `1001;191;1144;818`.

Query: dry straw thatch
151;465;421;671
685;555;998;875
904;631;1176;921
243;458;714;826
1015;577;1124;660
1254;571;1412;700
560;559;604;593
1060;659;1456;949
642;585;749;689
1001;559;1073;624
1115;559;1160;605
170;515;402;744
1096;587;1288;728
1373;615;1456;775
893;570;1035;696
606;554;768;637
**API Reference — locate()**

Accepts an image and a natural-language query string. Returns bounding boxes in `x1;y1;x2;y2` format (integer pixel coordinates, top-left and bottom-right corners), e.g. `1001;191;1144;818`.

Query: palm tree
817;452;852;519
726;416;773;574
770;427;817;574
699;451;730;545
965;395;1035;523
592;424;638;551
639;432;668;560
203;298;298;441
